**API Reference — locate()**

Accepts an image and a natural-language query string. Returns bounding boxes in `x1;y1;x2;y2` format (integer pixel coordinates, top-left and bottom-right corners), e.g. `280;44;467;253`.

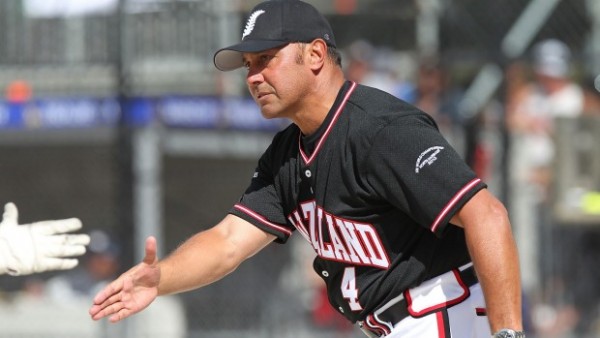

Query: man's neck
294;74;346;136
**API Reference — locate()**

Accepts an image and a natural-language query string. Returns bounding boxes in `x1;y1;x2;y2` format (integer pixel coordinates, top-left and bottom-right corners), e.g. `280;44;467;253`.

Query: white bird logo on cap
242;10;265;40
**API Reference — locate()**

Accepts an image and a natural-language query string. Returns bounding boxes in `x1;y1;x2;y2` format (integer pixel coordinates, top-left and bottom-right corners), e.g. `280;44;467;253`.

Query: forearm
465;203;523;332
156;215;275;296
88;216;273;324
157;228;240;295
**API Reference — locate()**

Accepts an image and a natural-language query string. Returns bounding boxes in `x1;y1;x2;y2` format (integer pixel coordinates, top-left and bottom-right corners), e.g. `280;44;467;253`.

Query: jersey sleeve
365;114;486;236
228;141;294;244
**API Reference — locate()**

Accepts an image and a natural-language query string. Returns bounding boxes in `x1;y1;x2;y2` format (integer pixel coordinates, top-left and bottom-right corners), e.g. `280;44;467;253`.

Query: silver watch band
492;328;526;338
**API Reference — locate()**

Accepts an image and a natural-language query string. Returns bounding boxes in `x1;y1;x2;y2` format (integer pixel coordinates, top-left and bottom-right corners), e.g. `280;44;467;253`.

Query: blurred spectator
507;39;583;194
5;80;32;103
413;59;467;154
344;40;415;103
505;38;585;336
344;40;374;86
582;75;600;115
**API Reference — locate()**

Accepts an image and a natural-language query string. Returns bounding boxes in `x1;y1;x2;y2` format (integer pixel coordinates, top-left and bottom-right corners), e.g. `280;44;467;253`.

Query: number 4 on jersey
341;267;363;311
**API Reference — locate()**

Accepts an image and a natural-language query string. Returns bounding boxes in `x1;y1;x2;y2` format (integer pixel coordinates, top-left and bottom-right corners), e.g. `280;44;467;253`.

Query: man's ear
307;39;328;71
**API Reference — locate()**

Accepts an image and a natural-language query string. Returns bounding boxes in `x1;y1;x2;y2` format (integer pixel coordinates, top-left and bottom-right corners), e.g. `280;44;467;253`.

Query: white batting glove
0;202;91;276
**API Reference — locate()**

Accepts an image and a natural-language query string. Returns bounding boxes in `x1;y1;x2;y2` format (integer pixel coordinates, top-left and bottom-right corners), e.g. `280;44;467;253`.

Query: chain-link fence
0;0;598;337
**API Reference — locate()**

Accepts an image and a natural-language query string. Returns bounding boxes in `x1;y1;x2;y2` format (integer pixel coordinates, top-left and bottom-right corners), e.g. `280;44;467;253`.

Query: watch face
495;330;516;338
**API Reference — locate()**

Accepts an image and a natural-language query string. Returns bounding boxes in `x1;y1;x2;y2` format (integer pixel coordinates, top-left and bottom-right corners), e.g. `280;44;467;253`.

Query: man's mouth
256;92;271;100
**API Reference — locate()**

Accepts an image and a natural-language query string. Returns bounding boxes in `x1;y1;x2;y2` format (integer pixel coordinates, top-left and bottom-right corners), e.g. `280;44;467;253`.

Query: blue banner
0;96;289;131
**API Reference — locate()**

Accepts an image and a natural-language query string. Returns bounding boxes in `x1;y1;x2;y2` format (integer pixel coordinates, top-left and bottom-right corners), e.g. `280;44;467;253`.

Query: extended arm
89;214;275;322
451;189;523;333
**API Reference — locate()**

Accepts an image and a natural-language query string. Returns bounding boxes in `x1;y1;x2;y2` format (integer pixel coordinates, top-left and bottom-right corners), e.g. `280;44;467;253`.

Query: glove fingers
37;258;79;272
44;234;91;246
2;202;18;224
66;234;91;246
31;218;83;235
43;241;88;257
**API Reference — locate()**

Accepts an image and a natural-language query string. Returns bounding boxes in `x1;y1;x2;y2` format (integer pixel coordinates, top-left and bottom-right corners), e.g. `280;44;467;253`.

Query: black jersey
229;81;486;323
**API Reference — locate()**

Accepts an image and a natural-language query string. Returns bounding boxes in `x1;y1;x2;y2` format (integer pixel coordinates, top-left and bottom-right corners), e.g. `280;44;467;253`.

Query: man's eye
260;55;274;63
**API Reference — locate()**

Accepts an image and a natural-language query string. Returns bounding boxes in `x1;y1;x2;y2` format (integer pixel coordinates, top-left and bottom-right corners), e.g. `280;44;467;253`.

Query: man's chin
259;106;280;120
260;113;278;120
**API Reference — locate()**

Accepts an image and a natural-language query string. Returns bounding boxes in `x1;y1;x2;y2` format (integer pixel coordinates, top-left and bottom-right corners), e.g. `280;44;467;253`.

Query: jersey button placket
304;169;314;194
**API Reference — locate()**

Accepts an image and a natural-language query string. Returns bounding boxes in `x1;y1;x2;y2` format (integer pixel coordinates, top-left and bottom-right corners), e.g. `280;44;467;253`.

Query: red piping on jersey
365;314;391;336
233;204;292;237
372;313;394;334
436;311;446;338
430;178;481;233
299;81;357;165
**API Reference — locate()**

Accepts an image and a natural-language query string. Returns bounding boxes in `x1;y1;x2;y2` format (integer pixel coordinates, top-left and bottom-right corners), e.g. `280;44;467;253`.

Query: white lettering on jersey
325;213;350;261
317;208;335;259
289;202;390;269
354;223;389;268
415;146;444;173
288;210;309;242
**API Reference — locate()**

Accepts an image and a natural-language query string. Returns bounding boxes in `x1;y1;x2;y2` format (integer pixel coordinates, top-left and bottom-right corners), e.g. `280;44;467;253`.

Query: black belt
361;265;479;337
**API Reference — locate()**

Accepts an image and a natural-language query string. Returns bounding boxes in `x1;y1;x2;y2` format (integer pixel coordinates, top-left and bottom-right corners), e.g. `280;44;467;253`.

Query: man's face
243;43;310;119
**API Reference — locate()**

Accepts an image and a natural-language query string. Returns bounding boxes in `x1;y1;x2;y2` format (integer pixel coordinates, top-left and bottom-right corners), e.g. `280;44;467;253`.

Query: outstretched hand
0;202;90;276
89;236;161;323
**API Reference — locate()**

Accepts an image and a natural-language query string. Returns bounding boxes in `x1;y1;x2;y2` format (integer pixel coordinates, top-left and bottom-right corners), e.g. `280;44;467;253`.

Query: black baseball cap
213;0;336;71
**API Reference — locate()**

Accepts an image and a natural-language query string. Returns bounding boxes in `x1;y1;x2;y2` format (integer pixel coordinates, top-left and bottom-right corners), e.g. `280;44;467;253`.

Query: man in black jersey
90;1;524;337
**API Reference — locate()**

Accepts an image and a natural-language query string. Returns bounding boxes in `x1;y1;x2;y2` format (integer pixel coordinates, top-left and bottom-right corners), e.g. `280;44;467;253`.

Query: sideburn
295;43;307;65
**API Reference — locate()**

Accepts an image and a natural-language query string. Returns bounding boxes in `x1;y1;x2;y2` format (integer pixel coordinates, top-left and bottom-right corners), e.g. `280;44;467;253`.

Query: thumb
2;203;19;225
143;236;158;265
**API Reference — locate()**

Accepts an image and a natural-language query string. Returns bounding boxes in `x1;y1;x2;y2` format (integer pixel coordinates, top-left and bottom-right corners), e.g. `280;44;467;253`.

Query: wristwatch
492;329;526;338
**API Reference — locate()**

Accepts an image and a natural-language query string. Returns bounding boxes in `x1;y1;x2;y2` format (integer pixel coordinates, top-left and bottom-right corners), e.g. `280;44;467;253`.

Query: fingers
143;236;158;265
89;237;160;324
90;277;132;322
38;257;80;272
44;242;88;257
2;202;18;224
90;293;127;321
31;218;84;235
92;277;125;308
109;308;132;323
91;302;128;322
66;233;91;246
34;233;90;258
45;233;91;248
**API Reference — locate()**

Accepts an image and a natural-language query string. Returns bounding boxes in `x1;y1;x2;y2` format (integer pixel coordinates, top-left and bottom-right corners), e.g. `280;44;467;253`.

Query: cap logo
242;10;265;40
